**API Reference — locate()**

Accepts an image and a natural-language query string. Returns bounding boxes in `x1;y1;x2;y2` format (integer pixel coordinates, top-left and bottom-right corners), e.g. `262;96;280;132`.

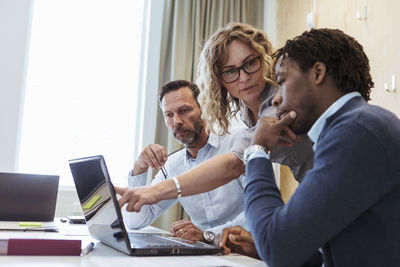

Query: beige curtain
151;0;264;230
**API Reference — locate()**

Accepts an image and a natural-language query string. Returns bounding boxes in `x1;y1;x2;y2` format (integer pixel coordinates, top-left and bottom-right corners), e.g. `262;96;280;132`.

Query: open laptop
0;172;59;221
69;155;222;256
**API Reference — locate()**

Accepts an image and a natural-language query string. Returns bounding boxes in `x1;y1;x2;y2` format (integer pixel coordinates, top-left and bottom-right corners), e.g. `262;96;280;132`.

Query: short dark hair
159;80;200;104
274;28;373;101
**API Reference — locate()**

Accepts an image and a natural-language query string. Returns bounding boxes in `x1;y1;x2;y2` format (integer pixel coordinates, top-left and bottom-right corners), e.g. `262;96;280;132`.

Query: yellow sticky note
19;222;42;227
82;195;101;210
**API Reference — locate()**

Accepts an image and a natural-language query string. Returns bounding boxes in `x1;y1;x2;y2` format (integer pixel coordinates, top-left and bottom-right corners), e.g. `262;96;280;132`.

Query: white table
0;222;267;267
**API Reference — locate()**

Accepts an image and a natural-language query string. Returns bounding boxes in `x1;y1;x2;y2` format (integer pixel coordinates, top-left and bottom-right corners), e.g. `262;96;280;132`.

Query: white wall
0;0;33;171
264;0;277;47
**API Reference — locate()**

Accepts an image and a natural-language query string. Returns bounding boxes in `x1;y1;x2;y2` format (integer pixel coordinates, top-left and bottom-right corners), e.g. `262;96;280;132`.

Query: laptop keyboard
129;233;193;248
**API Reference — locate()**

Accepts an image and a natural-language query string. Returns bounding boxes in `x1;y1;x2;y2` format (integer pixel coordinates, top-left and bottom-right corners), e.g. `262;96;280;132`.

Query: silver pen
81;241;95;256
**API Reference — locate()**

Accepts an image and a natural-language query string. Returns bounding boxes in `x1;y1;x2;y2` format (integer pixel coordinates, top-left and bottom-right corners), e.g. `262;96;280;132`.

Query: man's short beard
174;121;204;146
290;103;318;135
290;87;318;135
290;118;314;135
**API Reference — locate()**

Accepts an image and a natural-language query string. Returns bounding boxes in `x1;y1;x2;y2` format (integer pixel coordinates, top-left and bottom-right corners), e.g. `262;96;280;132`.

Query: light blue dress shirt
122;131;249;235
308;92;361;151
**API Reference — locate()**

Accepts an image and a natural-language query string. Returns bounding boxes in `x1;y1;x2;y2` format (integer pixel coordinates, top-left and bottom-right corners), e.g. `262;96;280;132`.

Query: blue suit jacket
245;97;400;267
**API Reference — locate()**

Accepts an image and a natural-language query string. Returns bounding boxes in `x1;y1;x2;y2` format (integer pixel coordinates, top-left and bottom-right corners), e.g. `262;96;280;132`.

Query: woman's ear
313;61;327;85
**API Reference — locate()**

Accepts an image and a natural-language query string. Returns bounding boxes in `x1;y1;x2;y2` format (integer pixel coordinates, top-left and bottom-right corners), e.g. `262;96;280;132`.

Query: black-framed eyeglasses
220;56;262;83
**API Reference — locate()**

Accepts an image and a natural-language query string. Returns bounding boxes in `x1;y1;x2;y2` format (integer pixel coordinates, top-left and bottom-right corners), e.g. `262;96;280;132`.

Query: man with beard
243;29;400;266
116;80;248;243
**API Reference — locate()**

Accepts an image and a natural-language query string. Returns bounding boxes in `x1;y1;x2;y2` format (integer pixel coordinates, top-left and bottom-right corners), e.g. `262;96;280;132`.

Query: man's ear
313;61;327;85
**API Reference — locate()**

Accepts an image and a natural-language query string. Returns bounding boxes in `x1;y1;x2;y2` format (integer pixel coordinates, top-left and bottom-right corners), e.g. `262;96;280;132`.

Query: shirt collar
184;132;219;164
308;92;361;151
207;132;220;148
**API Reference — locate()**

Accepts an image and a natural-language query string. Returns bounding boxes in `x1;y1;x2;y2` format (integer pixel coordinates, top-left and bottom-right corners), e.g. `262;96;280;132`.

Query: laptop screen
0;172;59;221
69;155;131;254
69;159;106;203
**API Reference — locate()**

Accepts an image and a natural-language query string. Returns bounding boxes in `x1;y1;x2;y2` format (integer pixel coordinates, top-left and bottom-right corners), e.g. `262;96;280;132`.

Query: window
19;0;145;186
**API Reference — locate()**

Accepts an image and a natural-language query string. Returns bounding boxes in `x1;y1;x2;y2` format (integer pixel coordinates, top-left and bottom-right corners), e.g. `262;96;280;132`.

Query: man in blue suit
243;28;400;267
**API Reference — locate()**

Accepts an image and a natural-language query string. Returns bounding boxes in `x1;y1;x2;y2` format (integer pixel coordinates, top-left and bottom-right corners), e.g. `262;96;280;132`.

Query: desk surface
0;222;267;267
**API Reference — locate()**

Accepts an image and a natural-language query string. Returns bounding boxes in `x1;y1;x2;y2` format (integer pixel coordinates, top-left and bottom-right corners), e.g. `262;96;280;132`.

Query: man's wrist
200;230;206;242
244;145;268;165
250;136;269;149
132;162;148;176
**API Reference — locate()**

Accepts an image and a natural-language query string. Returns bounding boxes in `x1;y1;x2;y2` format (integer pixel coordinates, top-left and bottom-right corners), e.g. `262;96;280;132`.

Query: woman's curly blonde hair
197;22;275;135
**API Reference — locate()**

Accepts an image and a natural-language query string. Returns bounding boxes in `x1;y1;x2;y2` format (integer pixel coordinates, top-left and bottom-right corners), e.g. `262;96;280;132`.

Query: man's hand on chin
252;111;297;149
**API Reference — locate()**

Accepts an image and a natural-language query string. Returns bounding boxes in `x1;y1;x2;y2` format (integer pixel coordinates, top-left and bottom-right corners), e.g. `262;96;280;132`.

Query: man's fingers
282;126;297;140
171;219;189;227
220;227;243;251
227;229;248;244
278;136;294;147
115;186;130;208
161;148;168;162
171;220;191;233
220;230;230;249
223;227;243;237
149;144;168;168
228;234;241;243
277;111;297;128
171;221;199;238
144;147;161;169
220;227;259;259
221;241;231;255
228;232;253;244
217;232;232;255
133;201;143;212
114;186;126;196
118;191;130;208
117;188;140;211
126;199;135;211
152;146;166;168
179;225;201;240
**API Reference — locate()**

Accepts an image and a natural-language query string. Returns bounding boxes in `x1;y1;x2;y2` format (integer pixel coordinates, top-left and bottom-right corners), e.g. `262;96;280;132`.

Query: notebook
0;172;59;221
68;155;222;256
